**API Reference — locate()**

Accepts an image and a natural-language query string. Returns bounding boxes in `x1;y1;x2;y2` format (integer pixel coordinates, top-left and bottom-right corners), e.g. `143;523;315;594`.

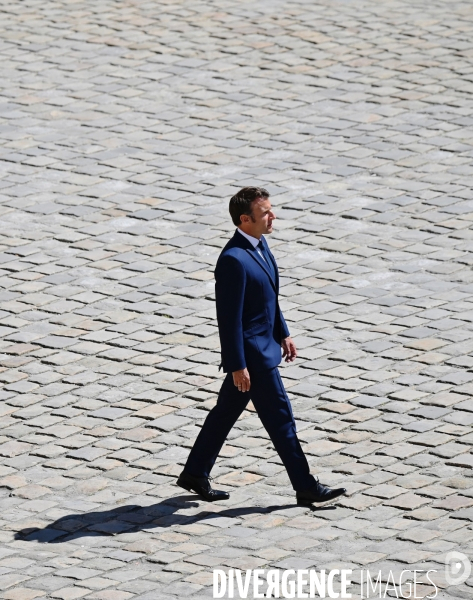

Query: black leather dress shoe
176;470;230;502
296;479;346;507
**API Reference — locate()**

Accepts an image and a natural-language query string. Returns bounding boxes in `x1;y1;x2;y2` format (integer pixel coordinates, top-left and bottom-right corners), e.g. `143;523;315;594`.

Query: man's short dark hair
229;186;269;226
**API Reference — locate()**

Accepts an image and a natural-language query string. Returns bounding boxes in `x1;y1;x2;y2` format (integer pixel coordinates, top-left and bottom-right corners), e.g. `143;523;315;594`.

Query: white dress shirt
237;228;267;262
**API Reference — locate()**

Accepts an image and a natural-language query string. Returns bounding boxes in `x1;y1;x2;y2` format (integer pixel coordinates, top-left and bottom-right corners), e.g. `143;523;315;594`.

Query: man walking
177;187;346;507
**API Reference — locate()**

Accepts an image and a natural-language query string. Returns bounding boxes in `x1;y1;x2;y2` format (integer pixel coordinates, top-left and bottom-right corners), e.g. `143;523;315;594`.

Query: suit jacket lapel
231;230;278;291
261;237;279;289
246;247;277;291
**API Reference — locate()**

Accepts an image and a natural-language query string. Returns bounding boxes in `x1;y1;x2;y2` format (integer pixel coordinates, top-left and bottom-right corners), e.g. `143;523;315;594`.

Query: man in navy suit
177;187;346;506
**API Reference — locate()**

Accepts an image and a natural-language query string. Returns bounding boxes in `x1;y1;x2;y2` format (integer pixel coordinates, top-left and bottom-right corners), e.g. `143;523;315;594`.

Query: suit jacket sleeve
280;309;290;340
215;254;247;372
265;241;290;340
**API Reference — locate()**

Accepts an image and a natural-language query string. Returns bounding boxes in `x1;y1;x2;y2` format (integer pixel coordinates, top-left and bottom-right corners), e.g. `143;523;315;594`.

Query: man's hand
232;368;251;392
282;336;297;362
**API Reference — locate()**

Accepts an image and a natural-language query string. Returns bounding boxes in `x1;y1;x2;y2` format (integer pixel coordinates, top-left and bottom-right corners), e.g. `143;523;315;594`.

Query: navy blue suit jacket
215;229;290;373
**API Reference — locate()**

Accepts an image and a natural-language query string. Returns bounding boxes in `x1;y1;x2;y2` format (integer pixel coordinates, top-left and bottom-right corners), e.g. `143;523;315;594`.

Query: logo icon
445;551;471;586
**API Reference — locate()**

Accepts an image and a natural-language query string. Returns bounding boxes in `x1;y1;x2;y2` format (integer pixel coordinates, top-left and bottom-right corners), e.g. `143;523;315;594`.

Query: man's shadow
15;495;337;543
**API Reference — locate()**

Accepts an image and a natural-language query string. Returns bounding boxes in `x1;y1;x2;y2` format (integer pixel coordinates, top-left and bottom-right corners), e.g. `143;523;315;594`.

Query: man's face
241;198;276;238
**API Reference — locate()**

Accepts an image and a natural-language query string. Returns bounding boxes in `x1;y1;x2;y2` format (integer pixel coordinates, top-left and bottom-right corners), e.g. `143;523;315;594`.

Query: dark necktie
258;240;275;281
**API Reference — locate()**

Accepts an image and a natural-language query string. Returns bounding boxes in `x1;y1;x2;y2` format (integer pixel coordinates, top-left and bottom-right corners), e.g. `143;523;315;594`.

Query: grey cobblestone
0;0;473;599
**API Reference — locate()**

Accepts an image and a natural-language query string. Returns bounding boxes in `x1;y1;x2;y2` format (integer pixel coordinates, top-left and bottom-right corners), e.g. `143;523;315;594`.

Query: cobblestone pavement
0;0;473;598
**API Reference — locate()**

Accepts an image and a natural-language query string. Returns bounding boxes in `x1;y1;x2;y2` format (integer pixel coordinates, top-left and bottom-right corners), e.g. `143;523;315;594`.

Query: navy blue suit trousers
184;367;316;492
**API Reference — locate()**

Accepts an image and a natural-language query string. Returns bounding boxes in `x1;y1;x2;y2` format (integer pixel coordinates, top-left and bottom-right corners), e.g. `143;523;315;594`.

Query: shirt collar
237;228;263;248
